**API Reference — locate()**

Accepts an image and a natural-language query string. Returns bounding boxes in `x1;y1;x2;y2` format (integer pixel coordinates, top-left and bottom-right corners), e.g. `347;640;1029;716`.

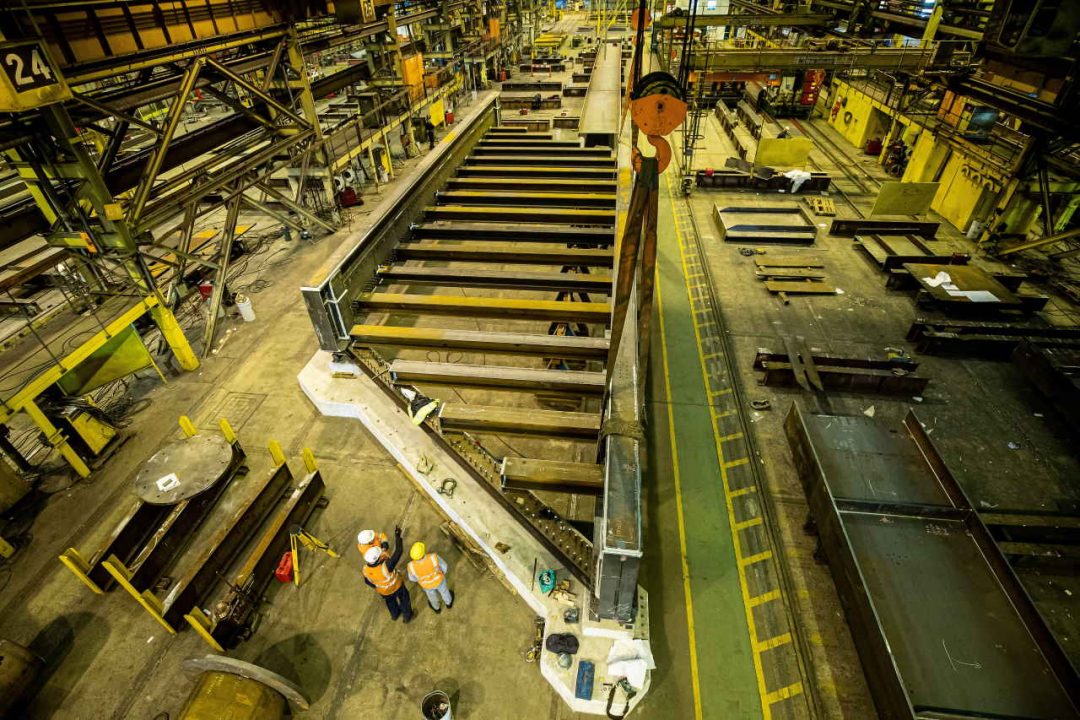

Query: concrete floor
649;104;1080;720
2;23;1078;720
0;103;594;719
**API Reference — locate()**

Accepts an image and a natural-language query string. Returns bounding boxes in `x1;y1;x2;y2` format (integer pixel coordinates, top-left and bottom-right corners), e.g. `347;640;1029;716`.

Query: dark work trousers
384;583;414;621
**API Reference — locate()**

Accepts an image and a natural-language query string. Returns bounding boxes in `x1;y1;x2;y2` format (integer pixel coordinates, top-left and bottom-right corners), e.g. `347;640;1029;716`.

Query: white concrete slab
298;350;649;714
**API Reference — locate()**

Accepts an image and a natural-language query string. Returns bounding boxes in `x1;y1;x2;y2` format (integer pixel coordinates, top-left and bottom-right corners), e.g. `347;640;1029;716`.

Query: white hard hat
364;546;383;565
357;529;375;545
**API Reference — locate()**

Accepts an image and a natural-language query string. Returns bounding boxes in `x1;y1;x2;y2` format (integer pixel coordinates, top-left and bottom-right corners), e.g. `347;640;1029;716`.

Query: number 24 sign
0;41;71;111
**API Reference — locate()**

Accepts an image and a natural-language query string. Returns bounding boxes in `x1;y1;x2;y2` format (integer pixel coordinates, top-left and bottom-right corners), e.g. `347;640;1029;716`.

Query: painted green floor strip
653;174;763;719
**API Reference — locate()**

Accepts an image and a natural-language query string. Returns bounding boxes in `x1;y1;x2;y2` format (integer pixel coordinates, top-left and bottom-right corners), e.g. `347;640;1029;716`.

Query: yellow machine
176;656;309;720
54;406;118;458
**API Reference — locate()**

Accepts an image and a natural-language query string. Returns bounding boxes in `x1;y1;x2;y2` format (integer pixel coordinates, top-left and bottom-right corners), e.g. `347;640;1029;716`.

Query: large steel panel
785;405;1080;719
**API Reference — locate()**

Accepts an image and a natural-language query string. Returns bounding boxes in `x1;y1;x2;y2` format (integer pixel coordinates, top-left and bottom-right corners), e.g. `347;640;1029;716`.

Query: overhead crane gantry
655;12;833;28
0;0;538;478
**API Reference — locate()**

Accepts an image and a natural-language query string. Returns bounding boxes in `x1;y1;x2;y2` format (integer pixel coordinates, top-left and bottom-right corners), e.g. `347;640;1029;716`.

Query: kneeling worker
362;526;413;622
407;542;453;612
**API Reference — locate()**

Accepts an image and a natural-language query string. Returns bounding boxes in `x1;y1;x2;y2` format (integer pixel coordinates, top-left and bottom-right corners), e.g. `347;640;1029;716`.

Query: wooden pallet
805;196;836;216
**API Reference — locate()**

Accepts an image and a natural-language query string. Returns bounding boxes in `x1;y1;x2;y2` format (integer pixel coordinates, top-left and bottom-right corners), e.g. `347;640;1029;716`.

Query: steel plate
134;434;234;505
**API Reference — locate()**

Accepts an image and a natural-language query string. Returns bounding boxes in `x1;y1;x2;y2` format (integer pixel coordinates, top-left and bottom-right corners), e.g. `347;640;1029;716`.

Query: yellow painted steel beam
102;555;178;635
0;296;159;426
22;398;91;478
997;227;1080;257
58;547;103;594
356;292;613;322
330;76;464;173
64;28;289;85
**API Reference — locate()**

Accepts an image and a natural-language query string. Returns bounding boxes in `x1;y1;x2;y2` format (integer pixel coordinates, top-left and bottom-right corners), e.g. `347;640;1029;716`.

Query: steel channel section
198;468;324;650
829;218;939;237
158;463;293;627
688;47;935;71
594;284;643;622
350;347;595;585
301;95;498;351
120;444;247;590
578;43;622;148
80;441;244;590
784;405;1080;719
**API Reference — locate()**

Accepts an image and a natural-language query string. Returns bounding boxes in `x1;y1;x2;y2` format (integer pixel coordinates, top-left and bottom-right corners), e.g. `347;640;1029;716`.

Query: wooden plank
356;293;611;323
754;255;826;268
763;280;837;294
377;266;612;293
397;242;614;266
439;404;600;438
501;457;604;494
390;360;605;393
350;325;609;358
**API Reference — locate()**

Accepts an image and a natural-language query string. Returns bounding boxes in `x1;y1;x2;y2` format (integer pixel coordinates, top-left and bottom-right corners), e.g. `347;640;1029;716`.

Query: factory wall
827;79;1008;234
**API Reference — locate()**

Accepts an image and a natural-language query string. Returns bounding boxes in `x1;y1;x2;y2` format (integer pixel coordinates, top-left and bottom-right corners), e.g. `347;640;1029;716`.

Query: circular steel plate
134;433;233;505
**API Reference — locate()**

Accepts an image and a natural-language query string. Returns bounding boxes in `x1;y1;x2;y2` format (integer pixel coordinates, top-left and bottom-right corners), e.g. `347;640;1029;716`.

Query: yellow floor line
666;171;773;719
730;485;757;498
765;682;805;705
734;516;764;531
749;589;781;608
719;432;744;442
740;551;774;567
655;259;705;720
755;632;793;653
724;457;750;469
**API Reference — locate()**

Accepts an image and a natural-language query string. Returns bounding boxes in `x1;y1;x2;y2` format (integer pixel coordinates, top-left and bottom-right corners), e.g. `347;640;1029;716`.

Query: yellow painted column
921;4;943;46
149;304;199;371
23;399;91;478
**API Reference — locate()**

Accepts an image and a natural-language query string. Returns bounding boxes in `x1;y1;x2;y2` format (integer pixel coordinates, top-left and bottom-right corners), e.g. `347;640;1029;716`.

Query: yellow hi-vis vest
407;552;446;590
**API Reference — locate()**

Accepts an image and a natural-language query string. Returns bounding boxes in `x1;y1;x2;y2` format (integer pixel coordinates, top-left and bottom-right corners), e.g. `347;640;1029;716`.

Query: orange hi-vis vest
363;561;402;596
407;552;445;590
357;532;389;561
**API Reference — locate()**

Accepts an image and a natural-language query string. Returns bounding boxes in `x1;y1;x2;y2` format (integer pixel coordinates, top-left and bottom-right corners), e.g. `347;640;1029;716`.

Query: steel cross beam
687;46;935;71
656;12;832;27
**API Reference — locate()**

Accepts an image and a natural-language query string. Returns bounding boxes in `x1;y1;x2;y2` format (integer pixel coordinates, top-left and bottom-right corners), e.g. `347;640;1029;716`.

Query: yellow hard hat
410;542;426;561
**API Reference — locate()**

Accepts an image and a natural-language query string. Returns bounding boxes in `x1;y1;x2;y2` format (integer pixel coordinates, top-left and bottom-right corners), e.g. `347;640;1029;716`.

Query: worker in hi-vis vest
361;525;413;622
406;542;454;612
356;528;389;561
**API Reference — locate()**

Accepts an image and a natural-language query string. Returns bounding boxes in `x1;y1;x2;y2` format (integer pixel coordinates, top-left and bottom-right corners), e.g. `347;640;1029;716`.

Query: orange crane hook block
629;71;687;174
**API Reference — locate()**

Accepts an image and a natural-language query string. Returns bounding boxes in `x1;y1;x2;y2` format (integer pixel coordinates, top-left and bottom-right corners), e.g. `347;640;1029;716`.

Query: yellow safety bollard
219;418;237;444
302;448;318;473
179;416;197;437
268;440;286;467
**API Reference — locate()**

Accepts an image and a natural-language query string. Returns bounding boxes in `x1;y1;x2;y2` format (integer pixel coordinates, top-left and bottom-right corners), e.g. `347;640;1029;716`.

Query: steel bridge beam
688;46;935;71
656;12;832;27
